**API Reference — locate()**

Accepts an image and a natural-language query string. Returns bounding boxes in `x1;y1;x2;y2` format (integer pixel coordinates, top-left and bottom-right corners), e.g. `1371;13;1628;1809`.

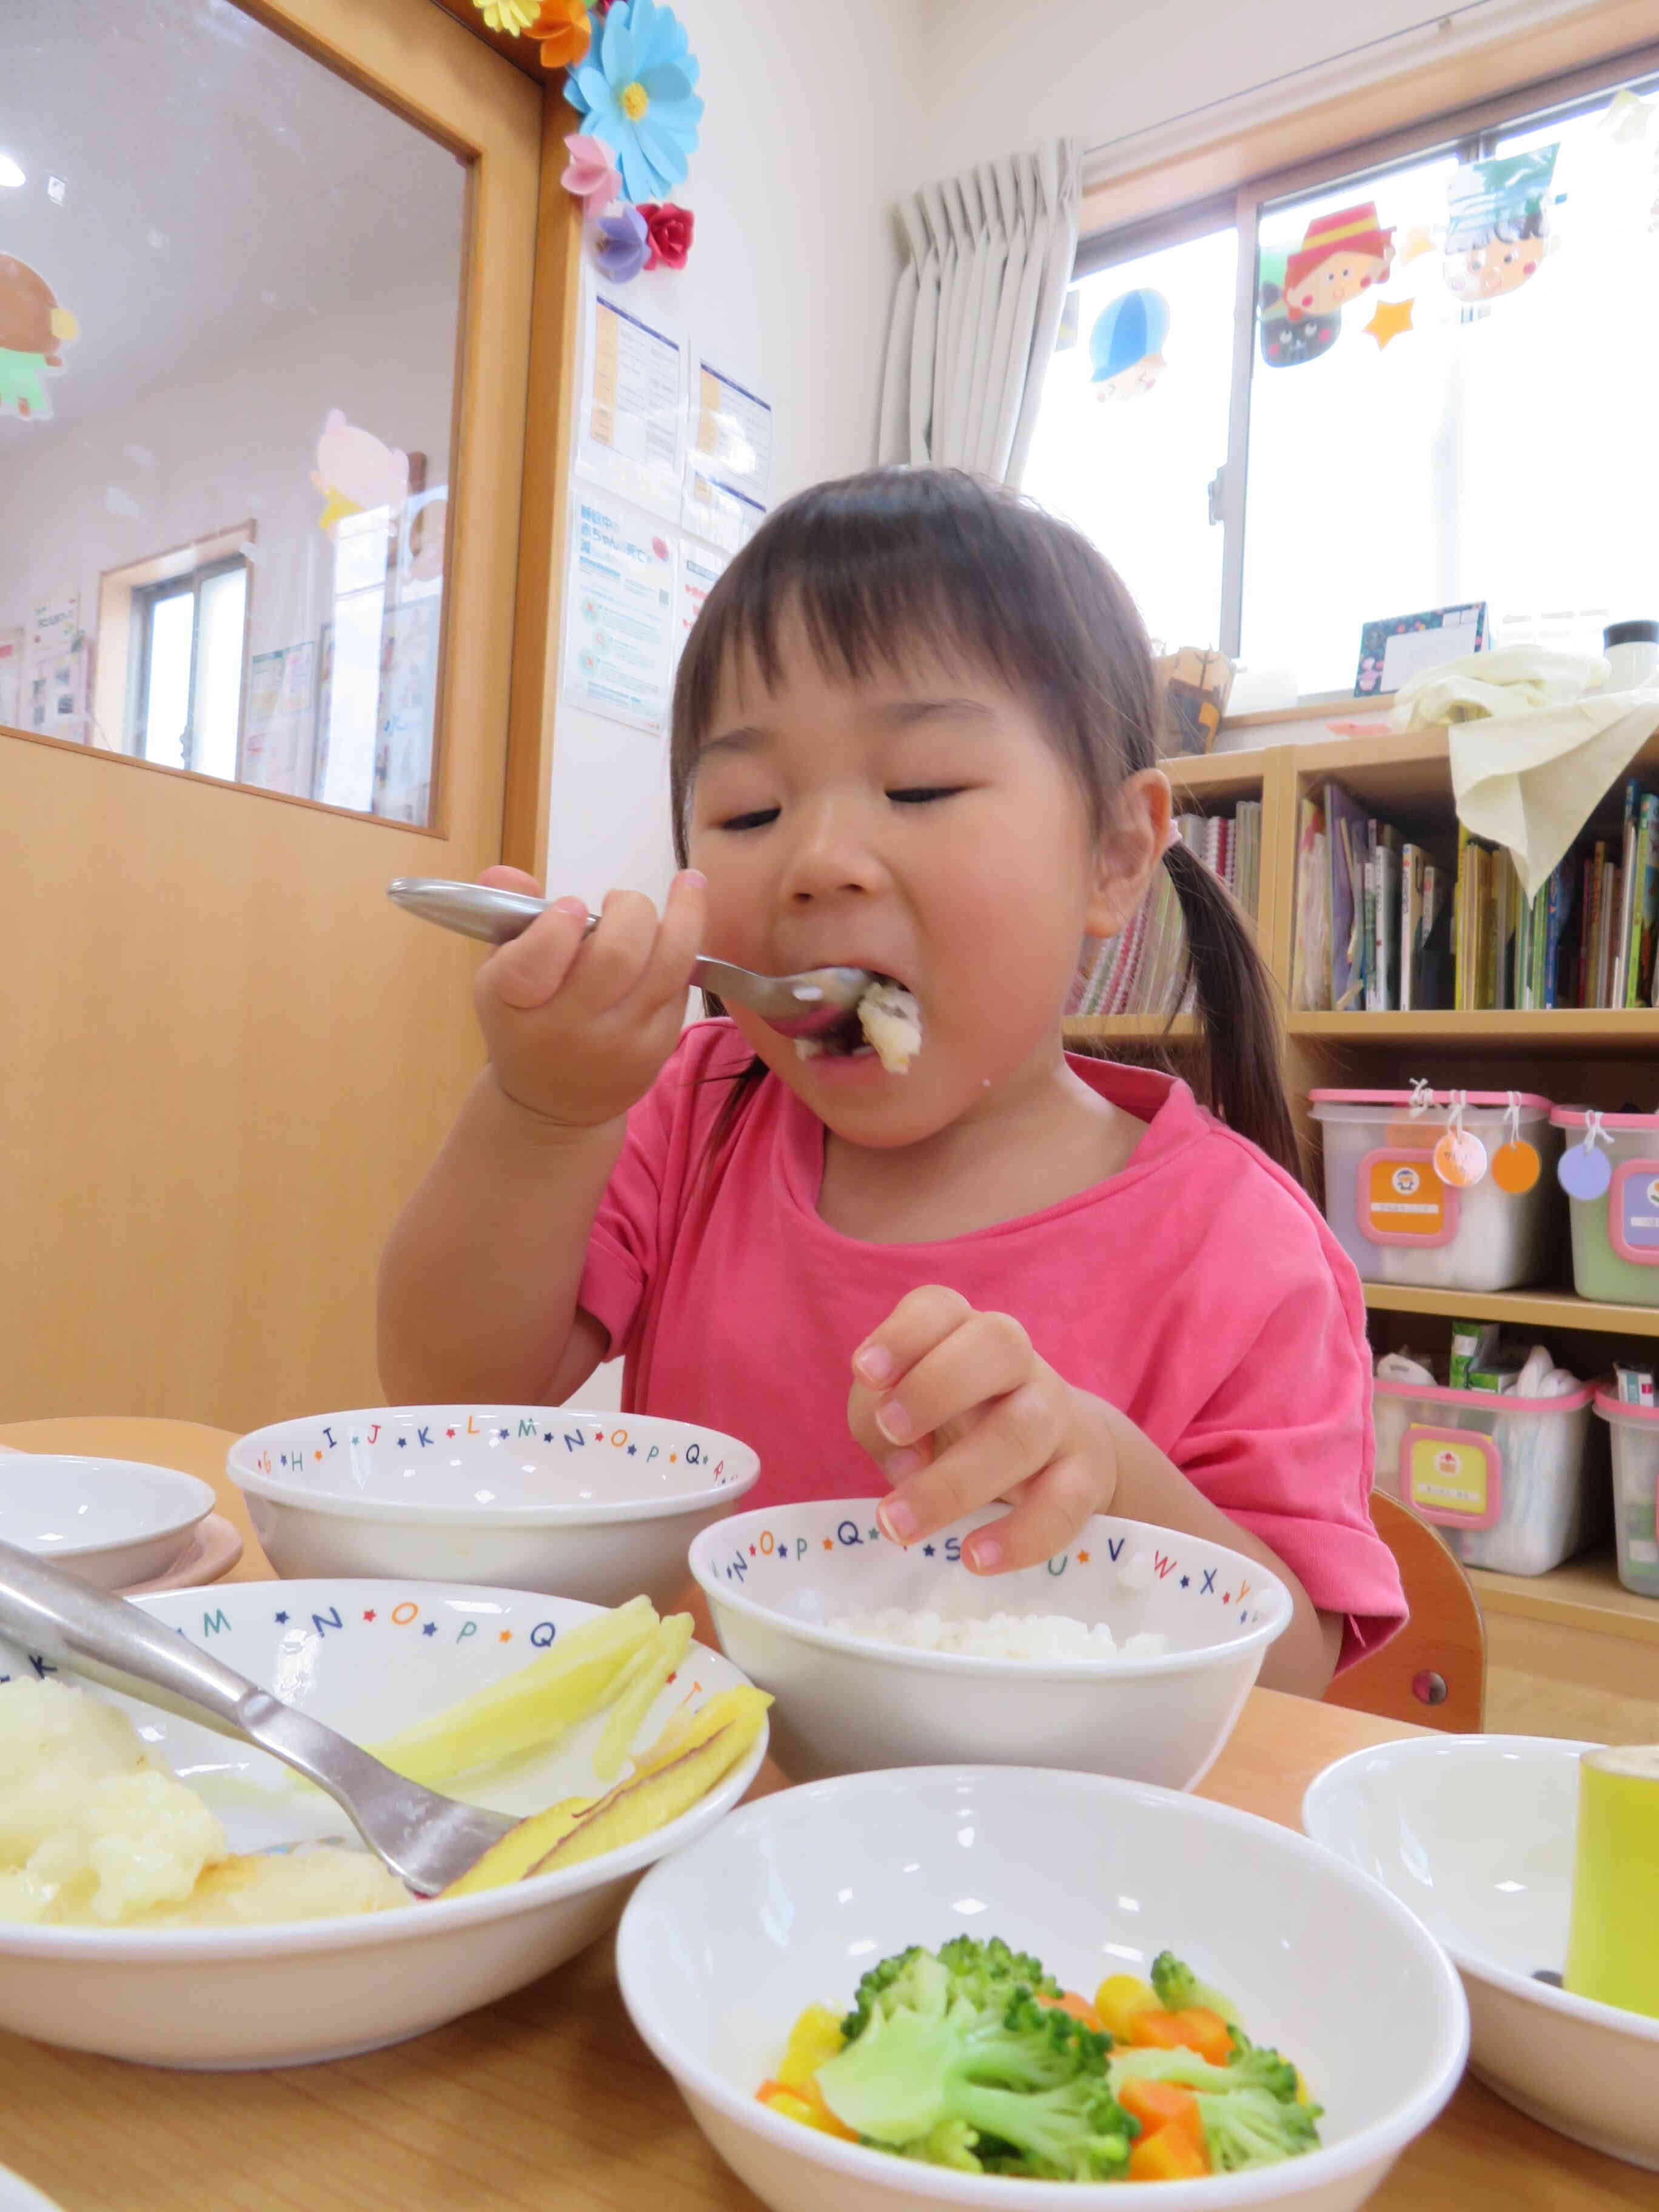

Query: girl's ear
1085;768;1171;940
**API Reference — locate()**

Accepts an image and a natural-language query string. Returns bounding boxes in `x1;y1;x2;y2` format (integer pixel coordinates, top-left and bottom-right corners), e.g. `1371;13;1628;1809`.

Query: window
1034;48;1659;697
130;557;249;777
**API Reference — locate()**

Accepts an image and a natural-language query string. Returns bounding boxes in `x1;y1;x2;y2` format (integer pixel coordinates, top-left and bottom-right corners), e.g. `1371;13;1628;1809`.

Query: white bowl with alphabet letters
688;1504;1291;1790
229;1407;761;1609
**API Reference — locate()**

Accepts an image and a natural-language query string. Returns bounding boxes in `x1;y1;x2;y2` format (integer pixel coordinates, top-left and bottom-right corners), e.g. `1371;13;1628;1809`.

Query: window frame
1067;36;1659;680
127;552;250;775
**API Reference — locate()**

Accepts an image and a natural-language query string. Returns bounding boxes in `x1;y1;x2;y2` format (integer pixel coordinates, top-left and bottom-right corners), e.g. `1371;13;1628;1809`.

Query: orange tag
1434;1128;1488;1187
1362;1155;1447;1240
1491;1139;1541;1194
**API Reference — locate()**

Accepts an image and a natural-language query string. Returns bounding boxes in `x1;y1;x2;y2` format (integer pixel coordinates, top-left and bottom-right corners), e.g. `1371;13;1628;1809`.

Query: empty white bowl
688;1504;1292;1788
1303;1735;1659;2170
0;2168;64;2212
0;1456;215;1590
617;1765;1468;2212
229;1406;761;1607
0;1577;767;2069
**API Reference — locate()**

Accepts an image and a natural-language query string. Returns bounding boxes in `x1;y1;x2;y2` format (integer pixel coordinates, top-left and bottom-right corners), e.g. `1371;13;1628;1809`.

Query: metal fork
387;877;873;1038
0;1540;514;1897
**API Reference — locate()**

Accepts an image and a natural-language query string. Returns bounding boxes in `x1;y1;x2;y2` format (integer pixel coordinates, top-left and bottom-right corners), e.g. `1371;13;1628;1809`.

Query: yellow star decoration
1366;297;1415;350
1401;226;1435;264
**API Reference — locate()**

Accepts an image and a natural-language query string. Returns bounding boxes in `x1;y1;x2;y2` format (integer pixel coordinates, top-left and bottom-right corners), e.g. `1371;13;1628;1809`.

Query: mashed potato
826;1608;1168;1661
857;982;922;1073
0;1678;409;1927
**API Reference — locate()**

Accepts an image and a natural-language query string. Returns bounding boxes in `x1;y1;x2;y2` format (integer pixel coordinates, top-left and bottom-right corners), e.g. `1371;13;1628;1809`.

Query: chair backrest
1324;1490;1486;1732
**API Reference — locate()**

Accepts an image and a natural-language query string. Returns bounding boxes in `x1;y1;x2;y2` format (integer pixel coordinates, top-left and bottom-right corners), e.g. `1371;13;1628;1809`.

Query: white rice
826;1607;1168;1663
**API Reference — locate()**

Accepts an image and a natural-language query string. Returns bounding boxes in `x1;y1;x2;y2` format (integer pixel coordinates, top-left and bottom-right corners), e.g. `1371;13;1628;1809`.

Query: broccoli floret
1196;2085;1322;2171
816;1982;1134;2182
840;1945;951;2039
1111;2042;1307;2108
937;1934;1062;2006
1149;1948;1242;2028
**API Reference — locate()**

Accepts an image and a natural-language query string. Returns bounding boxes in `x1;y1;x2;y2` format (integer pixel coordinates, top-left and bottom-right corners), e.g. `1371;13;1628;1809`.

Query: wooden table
0;1418;1649;2212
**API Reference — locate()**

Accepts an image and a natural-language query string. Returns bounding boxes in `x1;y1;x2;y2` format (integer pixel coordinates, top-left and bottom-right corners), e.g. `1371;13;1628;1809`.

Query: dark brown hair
668;468;1299;1180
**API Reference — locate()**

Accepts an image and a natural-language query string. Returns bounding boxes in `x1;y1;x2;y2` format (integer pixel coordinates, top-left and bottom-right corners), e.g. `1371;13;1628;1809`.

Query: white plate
619;1764;1468;2212
229;1405;761;1607
115;1510;243;1595
0;1578;767;2069
0;1455;215;1590
1303;1735;1659;2170
0;2167;65;2212
689;1504;1292;1789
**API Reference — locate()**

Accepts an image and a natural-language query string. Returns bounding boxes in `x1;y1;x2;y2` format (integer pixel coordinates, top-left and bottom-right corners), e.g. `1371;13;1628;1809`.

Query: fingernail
552;895;589;918
880;1498;918;1544
884;1447;922;1481
967;1533;1002;1574
678;869;707;890
876;1399;912;1444
854;1344;894;1384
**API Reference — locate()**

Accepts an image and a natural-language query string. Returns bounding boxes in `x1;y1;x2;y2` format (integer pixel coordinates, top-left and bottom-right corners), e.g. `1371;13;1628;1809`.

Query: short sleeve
1168;1262;1406;1672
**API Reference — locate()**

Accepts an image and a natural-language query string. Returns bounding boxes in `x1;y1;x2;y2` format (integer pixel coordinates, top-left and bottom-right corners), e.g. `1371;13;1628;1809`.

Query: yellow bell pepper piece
1094;1972;1159;2042
776;2004;845;2091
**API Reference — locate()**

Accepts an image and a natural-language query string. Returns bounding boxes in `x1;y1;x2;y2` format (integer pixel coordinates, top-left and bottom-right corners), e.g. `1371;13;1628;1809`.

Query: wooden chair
1324;1490;1487;1731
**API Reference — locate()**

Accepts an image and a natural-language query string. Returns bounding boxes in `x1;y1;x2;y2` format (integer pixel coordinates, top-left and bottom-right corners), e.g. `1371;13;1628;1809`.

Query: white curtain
877;139;1081;486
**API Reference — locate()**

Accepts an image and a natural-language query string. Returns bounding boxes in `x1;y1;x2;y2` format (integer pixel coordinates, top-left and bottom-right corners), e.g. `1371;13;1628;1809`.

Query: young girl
380;469;1404;1697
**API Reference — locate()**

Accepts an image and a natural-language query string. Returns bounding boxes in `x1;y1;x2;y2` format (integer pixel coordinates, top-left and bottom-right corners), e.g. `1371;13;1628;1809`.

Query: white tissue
1376;1350;1438;1386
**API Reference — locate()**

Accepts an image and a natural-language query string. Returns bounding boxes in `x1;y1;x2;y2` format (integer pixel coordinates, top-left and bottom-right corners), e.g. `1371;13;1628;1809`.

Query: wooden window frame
1070;5;1659;669
128;551;251;777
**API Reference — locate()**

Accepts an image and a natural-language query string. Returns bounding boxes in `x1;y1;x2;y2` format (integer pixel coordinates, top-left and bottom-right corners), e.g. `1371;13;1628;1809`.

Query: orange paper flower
526;0;591;68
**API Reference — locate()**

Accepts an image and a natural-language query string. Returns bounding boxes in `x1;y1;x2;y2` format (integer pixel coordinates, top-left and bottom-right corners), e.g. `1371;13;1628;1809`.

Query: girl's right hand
471;866;706;1130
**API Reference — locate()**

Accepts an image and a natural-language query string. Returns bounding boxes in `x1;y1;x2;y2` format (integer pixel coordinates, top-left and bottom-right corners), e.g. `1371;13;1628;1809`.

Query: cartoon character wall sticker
1283;203;1395;320
1088;288;1170;400
0;255;78;421
311;409;409;540
1441;146;1560;303
1257;248;1341;368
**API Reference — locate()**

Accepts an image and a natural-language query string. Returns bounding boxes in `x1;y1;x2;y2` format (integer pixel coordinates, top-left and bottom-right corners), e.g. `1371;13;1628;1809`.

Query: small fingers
851;1284;974;1395
631;869;706;1014
963;1455;1102;1575
866;1310;1032;1449
876;1379;1061;1546
478;865;544;896
557;888;663;1015
481;894;590;1013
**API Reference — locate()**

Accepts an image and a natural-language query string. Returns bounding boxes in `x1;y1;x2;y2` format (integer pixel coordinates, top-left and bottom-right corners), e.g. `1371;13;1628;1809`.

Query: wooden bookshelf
1363;1279;1659;1340
1470;1546;1659;1651
1289;1008;1659;1050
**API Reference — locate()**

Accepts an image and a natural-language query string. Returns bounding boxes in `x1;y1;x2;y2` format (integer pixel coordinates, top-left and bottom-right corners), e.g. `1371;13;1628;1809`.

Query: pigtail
1164;842;1302;1184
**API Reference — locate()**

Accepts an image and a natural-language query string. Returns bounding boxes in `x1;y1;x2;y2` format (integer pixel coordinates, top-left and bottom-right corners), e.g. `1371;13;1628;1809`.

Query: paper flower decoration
474;0;543;32
567;0;703;203
635;200;694;270
562;133;622;215
526;0;592;67
594;203;651;284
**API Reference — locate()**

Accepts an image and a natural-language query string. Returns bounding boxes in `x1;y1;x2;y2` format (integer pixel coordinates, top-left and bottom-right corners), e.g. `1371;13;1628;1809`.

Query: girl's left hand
847;1285;1117;1574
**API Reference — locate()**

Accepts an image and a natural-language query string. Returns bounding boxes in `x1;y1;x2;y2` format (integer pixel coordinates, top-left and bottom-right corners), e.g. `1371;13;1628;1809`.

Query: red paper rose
635;201;694;272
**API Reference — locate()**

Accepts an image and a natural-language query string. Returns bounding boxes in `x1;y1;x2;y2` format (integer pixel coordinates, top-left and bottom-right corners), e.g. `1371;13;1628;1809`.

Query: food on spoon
364;1594;657;1787
825;1607;1168;1662
793;977;922;1071
857;980;922;1071
755;1937;1320;2182
0;1679;406;1927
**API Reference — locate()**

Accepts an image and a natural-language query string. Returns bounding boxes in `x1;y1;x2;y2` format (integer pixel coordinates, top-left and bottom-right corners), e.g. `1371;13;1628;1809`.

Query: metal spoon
387;877;873;1039
0;1539;515;1898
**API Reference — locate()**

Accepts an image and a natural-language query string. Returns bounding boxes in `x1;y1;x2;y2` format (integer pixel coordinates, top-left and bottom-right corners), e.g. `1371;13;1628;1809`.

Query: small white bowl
229;1406;761;1607
688;1504;1292;1789
0;1456;215;1590
617;1765;1468;2212
0;1578;767;2069
1302;1735;1659;2171
0;2168;64;2212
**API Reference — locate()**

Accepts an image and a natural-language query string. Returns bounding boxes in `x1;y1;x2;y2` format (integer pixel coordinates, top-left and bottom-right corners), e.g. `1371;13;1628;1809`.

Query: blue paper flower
568;0;703;204
594;202;651;284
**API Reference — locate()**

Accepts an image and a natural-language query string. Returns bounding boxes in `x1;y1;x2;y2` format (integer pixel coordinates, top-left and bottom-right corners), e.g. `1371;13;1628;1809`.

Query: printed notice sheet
575;278;688;524
563;490;676;734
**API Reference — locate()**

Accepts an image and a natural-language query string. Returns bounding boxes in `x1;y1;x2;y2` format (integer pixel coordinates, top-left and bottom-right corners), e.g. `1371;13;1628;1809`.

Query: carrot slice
1118;2078;1206;2156
1127;2005;1233;2065
1041;1989;1106;2033
1129;2127;1210;2181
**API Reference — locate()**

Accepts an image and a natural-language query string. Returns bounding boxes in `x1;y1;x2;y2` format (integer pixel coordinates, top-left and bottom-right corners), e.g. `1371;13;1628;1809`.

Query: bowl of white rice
688;1503;1292;1791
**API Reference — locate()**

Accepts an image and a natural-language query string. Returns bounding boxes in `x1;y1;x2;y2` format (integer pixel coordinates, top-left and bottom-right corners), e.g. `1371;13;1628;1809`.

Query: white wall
540;0;924;908
917;0;1597;185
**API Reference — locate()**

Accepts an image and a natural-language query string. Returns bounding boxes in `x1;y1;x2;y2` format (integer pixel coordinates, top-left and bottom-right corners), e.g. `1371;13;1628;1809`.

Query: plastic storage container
1593;1392;1659;1597
1309;1090;1561;1290
1372;1375;1606;1576
1552;1108;1659;1307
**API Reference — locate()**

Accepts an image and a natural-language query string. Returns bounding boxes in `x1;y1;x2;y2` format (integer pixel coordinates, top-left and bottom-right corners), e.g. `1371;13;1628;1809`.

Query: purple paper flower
594;202;651;284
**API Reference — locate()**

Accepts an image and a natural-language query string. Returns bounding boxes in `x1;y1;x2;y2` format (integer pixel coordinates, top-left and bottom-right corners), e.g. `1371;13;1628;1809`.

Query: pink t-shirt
579;1022;1404;1669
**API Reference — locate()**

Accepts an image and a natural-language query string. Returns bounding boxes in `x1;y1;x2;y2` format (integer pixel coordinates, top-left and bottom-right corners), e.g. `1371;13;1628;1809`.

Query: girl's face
685;615;1166;1148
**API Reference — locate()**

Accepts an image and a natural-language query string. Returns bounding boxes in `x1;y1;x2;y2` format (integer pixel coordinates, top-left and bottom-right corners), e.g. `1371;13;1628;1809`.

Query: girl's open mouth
795;977;922;1073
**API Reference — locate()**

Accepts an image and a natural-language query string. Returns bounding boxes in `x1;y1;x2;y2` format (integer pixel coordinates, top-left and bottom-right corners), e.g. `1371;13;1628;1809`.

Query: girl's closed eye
887;786;966;805
718;805;781;832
